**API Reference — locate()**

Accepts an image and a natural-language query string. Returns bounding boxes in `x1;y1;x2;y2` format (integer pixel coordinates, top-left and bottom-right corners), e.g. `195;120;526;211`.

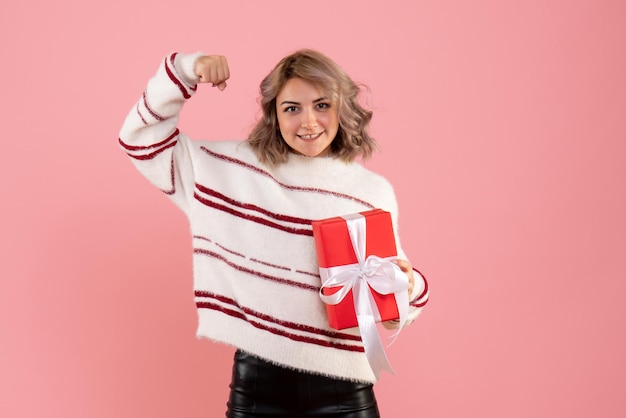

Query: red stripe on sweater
168;53;197;93
136;102;148;125
119;129;179;151
193;248;318;291
193;193;314;236
193;235;317;276
121;139;177;161
297;270;322;278
195;184;313;225
195;290;362;343
411;268;429;306
161;155;176;195
164;54;192;99
214;242;246;258
249;258;291;271
411;299;428;308
196;300;364;352
199;147;376;209
141;90;166;122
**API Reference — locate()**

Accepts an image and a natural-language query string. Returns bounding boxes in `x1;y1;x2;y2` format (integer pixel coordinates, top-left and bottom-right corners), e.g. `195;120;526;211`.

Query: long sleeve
118;52;203;213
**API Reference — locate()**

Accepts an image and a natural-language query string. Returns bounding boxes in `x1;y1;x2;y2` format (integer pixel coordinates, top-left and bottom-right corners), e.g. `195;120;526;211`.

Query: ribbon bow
319;213;409;379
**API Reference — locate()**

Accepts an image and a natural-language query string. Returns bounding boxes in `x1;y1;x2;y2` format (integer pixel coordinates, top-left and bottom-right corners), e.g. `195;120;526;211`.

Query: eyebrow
279;97;329;106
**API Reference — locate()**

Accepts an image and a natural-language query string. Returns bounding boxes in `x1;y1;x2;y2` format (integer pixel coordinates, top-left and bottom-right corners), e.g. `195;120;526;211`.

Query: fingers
395;259;411;272
395;259;415;296
195;55;230;89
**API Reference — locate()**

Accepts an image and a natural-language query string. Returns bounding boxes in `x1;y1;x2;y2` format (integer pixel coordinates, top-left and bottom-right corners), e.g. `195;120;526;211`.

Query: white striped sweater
118;52;429;383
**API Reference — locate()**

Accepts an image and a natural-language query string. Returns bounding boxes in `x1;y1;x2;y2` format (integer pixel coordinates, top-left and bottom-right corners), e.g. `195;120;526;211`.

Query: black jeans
226;350;380;417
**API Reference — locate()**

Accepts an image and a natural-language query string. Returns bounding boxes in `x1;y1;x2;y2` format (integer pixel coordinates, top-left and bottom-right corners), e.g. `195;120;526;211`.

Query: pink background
1;0;625;417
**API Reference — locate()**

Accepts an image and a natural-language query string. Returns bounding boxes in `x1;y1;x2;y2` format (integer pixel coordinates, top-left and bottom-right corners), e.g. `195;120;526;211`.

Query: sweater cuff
174;52;204;87
410;268;429;305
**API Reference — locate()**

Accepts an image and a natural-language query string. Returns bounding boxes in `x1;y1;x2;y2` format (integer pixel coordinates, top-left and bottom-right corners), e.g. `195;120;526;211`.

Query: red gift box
312;209;402;330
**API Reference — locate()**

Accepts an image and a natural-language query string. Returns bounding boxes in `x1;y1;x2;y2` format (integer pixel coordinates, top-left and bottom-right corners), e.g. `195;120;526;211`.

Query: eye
316;102;331;110
284;106;298;113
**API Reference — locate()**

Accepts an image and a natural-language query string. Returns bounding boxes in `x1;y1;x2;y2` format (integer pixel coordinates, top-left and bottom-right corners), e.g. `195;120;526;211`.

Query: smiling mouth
297;132;323;140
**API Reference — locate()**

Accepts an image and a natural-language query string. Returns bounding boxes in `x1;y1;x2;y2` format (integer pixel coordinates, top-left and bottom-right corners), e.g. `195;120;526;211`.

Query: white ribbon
318;213;409;379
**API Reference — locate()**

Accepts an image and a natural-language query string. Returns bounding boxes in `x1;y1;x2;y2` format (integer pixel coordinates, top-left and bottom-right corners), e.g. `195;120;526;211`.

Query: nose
301;108;317;129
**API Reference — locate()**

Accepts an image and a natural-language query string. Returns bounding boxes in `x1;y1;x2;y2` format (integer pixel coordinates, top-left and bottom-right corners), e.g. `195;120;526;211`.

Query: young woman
119;49;429;417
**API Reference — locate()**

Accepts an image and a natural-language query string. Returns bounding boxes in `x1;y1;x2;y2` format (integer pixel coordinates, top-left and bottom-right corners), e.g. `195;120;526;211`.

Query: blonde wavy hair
247;49;377;165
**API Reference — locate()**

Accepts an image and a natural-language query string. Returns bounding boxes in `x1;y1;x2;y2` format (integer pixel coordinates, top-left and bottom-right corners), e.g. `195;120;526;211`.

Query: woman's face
276;77;339;158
